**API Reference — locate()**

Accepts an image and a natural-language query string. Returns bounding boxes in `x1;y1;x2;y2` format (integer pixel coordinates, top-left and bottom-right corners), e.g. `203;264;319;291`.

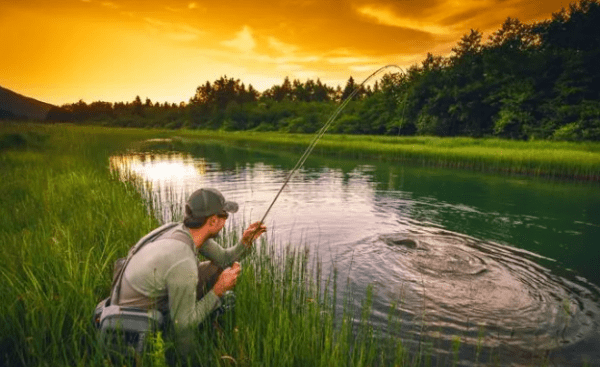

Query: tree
422;52;446;72
89;101;114;120
242;84;259;103
264;77;293;102
492;79;537;139
292;79;307;102
451;29;483;61
45;106;72;122
314;79;332;102
535;0;600;52
132;96;143;116
341;76;357;101
304;79;316;102
488;17;539;51
334;85;343;102
191;81;213;105
189;76;258;129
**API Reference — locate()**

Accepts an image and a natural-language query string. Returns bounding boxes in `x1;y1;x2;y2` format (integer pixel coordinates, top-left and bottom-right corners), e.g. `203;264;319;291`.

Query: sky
1;0;573;106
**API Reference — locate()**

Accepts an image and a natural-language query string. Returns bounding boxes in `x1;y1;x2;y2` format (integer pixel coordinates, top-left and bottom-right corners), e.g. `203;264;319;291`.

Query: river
110;140;600;366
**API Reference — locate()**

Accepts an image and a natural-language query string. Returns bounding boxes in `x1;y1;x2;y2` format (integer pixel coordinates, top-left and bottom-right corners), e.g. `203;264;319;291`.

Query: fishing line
256;64;403;226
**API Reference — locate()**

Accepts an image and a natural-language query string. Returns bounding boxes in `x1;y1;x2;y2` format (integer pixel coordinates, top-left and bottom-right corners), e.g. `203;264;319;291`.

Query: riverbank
173;130;600;181
1;122;585;366
6;122;600;181
0;123;441;366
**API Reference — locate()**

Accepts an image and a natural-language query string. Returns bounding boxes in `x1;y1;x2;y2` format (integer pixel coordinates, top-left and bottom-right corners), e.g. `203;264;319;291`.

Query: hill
0;86;55;121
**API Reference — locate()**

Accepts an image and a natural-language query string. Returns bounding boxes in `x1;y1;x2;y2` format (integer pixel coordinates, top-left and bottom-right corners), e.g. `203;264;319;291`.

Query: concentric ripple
339;229;600;358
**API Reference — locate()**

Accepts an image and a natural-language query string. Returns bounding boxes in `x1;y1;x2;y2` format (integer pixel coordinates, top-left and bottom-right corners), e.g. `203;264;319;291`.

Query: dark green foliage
0;130;48;151
45;106;73;122
51;0;599;141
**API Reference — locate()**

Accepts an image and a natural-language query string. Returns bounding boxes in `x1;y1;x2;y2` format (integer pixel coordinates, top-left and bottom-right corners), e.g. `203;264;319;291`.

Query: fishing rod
255;64;403;229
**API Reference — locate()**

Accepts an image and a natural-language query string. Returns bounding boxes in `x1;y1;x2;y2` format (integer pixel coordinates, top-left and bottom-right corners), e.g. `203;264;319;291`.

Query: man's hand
213;262;241;297
241;222;267;248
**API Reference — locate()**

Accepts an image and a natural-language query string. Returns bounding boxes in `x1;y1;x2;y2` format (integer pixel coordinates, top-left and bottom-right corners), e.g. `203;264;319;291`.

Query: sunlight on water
110;152;389;247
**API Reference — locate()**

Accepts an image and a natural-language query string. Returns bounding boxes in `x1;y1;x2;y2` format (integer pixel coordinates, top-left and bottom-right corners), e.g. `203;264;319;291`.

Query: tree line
46;0;599;141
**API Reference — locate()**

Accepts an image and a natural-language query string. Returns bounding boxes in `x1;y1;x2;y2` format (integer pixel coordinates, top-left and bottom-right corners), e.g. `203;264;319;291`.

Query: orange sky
1;0;573;106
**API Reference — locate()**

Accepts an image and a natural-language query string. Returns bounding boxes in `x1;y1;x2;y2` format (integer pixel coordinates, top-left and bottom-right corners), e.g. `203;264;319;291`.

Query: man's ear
206;214;218;227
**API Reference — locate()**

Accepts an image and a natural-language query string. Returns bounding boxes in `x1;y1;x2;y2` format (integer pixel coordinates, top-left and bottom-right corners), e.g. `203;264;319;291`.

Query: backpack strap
168;230;192;245
110;222;180;305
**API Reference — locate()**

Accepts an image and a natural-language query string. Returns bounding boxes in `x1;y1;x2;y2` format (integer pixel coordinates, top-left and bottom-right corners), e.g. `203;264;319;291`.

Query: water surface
111;141;600;365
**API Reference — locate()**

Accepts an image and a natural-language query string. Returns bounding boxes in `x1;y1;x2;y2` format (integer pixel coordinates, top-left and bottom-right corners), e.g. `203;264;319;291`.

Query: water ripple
338;229;600;360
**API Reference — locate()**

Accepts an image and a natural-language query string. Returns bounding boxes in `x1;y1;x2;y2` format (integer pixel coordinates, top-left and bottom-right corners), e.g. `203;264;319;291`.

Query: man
115;188;266;354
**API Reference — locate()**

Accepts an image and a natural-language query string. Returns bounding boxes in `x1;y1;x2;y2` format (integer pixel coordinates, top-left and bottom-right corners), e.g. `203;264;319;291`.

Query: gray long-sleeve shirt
117;223;247;348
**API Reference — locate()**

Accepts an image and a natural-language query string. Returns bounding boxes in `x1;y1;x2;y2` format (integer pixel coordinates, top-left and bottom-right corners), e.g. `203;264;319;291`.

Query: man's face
209;213;228;238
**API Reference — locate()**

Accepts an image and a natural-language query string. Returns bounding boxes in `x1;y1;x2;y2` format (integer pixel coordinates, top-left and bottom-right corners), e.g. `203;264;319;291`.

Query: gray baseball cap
185;188;239;218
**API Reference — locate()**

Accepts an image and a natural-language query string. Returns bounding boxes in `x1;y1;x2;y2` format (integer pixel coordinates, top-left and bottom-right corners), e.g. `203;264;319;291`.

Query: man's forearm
200;239;248;268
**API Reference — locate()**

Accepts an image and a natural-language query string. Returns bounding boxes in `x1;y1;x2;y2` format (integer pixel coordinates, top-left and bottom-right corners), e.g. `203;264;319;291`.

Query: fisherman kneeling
97;188;266;360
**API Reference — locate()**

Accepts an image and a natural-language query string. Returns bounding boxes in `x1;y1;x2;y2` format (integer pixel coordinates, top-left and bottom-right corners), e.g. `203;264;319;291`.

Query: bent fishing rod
250;64;403;236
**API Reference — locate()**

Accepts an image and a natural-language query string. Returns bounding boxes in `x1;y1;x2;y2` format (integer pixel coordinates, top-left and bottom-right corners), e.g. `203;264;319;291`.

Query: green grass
172;130;600;181
7;122;600;180
0;122;582;366
0;122;161;366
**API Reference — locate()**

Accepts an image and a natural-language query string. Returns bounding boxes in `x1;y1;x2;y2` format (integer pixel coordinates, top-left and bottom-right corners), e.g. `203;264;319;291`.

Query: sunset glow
1;0;572;106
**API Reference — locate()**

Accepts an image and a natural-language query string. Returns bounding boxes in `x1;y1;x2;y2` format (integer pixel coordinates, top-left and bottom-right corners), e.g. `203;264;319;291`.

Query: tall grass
0;122;161;366
8;122;600;180
174;130;600;181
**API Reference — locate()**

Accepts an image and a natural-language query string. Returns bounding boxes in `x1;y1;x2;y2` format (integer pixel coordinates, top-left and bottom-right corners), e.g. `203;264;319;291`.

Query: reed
0;122;161;366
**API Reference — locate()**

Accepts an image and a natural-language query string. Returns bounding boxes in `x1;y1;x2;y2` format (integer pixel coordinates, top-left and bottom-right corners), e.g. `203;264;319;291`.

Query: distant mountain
0;86;55;121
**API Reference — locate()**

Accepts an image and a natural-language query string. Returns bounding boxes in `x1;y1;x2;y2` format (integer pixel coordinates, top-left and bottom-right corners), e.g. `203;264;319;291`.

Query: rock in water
379;234;417;249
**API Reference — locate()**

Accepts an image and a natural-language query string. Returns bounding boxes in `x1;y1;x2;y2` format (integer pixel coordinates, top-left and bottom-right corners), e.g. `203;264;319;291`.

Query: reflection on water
109;152;207;187
110;152;211;221
110;145;600;366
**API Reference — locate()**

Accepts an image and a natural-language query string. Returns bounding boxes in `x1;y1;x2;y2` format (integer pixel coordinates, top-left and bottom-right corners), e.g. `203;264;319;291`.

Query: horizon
1;0;573;106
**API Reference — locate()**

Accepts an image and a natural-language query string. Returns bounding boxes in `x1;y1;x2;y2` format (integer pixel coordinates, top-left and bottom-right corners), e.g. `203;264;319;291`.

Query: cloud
268;37;299;55
222;26;256;53
100;1;119;9
275;63;304;72
357;5;450;35
354;0;531;41
144;18;204;42
348;65;380;73
328;56;376;65
294;70;320;80
165;3;205;13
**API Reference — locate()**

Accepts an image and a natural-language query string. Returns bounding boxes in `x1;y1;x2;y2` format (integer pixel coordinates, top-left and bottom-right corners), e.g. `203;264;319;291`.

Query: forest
43;0;599;141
